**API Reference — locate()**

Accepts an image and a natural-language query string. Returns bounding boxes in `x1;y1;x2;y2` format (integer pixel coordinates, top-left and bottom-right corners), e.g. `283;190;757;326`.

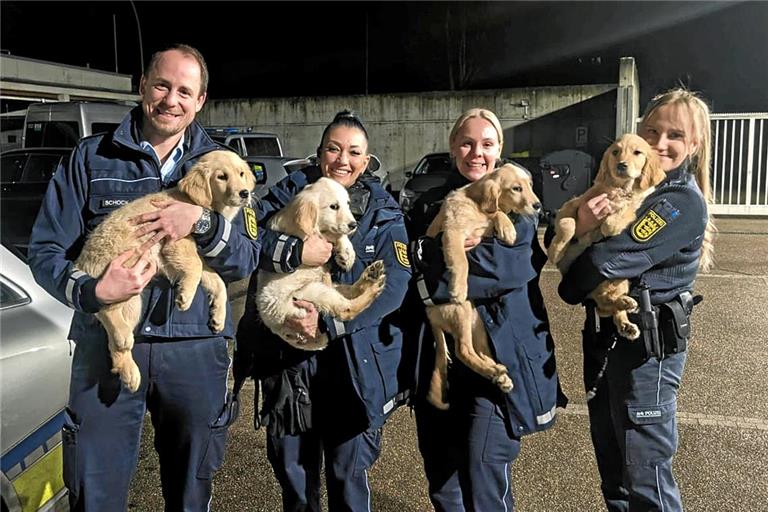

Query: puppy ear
295;194;319;237
178;159;214;208
639;149;667;190
468;178;501;214
593;148;613;187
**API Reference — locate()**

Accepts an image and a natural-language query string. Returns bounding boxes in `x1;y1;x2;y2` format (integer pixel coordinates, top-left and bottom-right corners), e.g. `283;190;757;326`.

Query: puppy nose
532;202;541;211
348;221;358;230
239;190;250;199
616;162;628;173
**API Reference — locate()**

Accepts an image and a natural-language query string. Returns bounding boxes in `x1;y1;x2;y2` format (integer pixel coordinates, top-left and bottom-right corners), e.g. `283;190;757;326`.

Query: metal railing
711;113;768;215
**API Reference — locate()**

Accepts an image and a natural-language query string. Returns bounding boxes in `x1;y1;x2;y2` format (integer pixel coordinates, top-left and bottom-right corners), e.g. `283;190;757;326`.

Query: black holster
657;291;693;356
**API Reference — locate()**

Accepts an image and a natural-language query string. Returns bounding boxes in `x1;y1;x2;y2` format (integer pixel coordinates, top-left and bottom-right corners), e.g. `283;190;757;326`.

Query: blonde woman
559;88;715;511
405;108;565;511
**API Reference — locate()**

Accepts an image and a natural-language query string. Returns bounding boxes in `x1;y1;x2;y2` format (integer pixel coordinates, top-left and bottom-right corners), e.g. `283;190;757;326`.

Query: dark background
1;1;767;112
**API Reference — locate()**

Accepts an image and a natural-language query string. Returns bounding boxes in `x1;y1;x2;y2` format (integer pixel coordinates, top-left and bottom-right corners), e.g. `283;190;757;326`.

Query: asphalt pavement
128;217;768;511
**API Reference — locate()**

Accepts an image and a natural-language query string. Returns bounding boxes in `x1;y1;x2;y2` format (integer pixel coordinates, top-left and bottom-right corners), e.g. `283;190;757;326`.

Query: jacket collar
111;106;217;156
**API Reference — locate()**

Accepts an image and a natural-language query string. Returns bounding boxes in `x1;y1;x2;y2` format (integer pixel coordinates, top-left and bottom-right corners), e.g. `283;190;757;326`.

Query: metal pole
364;11;369;95
113;14;119;73
129;0;145;73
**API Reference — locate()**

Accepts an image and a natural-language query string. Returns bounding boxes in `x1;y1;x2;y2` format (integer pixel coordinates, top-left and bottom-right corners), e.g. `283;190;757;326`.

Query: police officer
557;88;716;511
28;44;261;511
234;110;411;511
405;108;566;511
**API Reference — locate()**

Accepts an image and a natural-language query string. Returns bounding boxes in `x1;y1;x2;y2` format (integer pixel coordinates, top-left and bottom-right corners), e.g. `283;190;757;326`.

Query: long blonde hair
641;88;716;272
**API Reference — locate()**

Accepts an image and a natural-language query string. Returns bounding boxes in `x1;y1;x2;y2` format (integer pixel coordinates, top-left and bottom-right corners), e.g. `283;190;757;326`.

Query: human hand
575;193;612;238
94;248;157;304
286;300;320;339
464;236;481;251
131;199;203;248
301;234;333;267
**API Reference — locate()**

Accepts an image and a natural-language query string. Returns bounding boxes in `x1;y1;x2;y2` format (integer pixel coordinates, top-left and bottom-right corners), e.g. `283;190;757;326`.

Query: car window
24;121;80;147
417;155;452;175
243;137;281;157
1;154;25;183
0;278;31;309
22;154;62;183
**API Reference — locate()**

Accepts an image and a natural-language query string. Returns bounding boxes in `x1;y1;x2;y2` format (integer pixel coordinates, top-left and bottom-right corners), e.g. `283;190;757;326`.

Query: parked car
1;243;74;512
1;147;71;259
398;152;454;213
23;101;133;148
205;128;284;158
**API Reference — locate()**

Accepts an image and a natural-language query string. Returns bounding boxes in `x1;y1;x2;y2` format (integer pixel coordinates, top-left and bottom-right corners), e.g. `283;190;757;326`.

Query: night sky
2;1;767;112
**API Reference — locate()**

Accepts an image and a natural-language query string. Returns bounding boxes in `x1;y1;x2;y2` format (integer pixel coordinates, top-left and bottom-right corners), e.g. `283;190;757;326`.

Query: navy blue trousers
415;394;520;512
62;337;233;512
266;427;382;512
585;334;686;512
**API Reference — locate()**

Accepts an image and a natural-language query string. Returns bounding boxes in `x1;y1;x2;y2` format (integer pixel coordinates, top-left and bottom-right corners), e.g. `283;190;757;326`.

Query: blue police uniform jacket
406;171;564;437
558;161;707;306
254;166;412;431
28;107;261;343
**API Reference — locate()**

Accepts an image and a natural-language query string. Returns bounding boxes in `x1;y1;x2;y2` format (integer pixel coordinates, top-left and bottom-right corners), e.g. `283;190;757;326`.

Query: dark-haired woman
234;110;411;511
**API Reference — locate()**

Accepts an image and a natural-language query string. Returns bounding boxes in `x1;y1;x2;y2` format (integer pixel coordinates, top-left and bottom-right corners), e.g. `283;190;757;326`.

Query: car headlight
399;188;415;211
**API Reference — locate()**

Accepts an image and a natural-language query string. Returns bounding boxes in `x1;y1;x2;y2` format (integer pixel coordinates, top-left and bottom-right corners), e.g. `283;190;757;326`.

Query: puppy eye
611;149;619;156
216;174;228;181
240;171;245;177
634;150;644;156
512;186;523;192
330;203;340;210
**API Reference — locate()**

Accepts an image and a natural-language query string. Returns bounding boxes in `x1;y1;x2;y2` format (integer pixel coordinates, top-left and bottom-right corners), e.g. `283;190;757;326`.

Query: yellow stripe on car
11;443;64;512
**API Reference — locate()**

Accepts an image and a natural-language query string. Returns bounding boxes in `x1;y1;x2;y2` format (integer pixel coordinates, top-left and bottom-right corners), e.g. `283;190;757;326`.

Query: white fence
711;113;768;215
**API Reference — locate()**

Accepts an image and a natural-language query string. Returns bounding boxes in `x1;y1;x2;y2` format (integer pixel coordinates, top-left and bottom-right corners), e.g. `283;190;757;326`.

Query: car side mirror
367;154;381;173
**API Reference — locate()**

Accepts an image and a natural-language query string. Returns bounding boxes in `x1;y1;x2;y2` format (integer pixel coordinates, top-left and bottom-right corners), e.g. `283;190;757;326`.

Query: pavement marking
560;404;768;430
540;267;767;279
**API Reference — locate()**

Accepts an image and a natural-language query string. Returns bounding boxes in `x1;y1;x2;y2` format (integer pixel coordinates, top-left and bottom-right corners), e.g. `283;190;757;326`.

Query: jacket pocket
61;408;81;501
482;405;521;463
196;391;237;479
626;401;678;465
371;337;402;405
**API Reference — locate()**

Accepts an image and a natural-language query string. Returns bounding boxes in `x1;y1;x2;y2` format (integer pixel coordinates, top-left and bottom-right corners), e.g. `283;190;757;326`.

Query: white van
23;101;134;148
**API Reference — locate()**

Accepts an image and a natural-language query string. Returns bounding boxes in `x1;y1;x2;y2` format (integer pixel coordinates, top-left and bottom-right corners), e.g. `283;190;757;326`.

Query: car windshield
417;155;452;175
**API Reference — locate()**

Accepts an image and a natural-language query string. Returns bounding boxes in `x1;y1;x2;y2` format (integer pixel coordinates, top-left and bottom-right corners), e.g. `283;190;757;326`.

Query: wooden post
616;57;639;137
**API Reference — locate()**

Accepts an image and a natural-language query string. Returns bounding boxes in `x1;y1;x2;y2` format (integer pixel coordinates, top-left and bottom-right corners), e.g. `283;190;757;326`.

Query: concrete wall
0;55;136;102
200;84;616;190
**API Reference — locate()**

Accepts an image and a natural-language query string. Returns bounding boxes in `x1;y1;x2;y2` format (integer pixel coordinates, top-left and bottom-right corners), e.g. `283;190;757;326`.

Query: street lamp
129;0;144;73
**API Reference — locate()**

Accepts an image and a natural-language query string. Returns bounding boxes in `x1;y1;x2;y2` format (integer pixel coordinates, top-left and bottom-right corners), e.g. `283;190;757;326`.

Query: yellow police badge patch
394;241;410;267
243;207;258;239
631;209;667;242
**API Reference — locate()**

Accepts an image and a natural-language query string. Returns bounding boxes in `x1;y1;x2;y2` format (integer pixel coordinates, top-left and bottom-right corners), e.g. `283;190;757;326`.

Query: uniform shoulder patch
243;207;258;239
394;241;410;267
631;208;667;242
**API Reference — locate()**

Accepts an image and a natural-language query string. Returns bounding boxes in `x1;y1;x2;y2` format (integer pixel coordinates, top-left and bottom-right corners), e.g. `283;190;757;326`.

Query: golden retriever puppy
256;177;386;351
425;163;541;410
75;150;255;392
548;133;667;339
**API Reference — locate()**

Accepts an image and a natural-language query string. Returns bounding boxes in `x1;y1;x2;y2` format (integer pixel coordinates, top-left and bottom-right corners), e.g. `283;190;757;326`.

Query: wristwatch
193;208;213;235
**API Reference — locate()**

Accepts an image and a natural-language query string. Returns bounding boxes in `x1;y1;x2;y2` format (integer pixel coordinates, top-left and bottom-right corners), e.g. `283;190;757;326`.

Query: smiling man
28;44;261;511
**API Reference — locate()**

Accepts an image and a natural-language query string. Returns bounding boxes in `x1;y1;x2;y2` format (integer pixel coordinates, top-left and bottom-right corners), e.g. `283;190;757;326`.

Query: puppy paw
112;351;141;393
209;310;226;333
335;246;356;271
620;322;641;341
616;296;638;312
362;260;386;281
175;290;194;311
493;373;514;393
497;224;517;245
